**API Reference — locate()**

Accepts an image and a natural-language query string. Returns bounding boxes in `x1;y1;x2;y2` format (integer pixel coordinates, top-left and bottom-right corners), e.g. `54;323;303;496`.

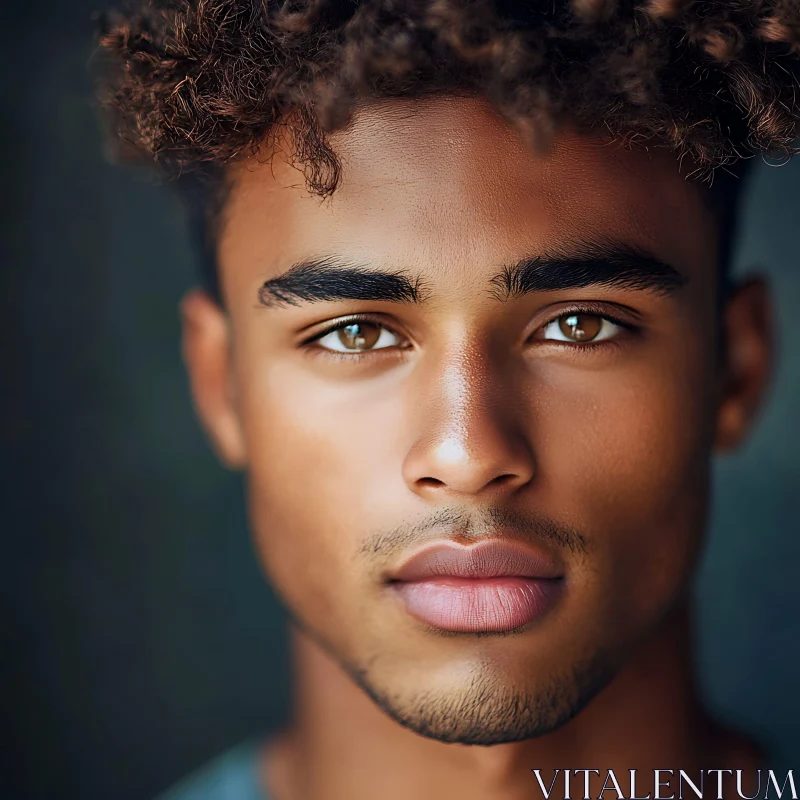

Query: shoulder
156;741;268;800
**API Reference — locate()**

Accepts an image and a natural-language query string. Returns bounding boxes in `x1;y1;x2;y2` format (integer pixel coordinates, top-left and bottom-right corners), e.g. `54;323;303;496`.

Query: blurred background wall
1;3;798;799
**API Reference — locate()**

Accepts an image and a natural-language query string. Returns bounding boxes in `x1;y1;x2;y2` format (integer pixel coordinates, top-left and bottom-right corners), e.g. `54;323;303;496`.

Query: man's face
187;96;763;743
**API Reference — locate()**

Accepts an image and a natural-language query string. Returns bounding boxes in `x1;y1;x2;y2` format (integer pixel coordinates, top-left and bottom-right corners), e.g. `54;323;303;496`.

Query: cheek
533;342;717;611
236;356;404;610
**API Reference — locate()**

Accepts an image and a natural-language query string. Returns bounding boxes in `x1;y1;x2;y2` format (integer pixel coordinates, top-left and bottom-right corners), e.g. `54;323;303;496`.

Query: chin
341;643;621;745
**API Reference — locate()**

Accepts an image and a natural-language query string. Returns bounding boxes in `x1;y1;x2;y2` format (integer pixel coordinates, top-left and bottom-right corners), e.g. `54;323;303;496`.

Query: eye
315;321;402;353
540;312;622;343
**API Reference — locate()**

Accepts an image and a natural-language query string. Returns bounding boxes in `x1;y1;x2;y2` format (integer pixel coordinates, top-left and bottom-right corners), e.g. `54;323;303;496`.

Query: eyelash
303;314;408;361
530;305;638;350
303;307;638;359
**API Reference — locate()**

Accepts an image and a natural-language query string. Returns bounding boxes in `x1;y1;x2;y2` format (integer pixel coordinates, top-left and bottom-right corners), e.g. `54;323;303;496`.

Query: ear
714;277;774;452
180;289;247;469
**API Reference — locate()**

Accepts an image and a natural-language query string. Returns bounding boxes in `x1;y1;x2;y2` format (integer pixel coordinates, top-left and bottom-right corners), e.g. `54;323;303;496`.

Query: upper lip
388;538;564;583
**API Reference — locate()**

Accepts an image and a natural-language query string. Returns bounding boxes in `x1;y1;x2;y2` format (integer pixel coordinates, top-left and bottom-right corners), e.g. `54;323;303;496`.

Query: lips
388;539;564;633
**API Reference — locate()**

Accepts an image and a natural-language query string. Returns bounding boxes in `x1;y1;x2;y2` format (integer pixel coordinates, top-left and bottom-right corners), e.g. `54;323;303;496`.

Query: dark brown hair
96;0;800;296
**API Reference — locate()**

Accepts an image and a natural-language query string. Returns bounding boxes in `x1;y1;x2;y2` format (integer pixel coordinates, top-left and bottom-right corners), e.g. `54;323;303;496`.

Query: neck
263;600;759;800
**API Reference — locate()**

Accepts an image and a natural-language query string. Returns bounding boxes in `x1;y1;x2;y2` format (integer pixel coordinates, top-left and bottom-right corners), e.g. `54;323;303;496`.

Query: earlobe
714;278;774;453
180;289;247;469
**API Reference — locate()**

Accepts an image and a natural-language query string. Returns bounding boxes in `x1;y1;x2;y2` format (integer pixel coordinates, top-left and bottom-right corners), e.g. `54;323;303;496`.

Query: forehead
218;96;716;293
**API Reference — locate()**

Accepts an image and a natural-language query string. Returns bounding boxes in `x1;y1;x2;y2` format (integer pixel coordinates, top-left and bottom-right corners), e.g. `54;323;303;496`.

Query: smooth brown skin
181;97;772;799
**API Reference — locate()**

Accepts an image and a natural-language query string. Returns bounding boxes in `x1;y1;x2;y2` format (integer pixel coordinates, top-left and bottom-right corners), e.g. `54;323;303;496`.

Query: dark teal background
1;4;798;799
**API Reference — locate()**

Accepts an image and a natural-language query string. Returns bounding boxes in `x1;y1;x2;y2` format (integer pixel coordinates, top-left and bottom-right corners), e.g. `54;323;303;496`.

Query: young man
98;1;798;798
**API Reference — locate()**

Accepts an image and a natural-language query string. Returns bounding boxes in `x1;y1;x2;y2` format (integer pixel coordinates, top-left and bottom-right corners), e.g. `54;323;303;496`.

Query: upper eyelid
541;303;635;323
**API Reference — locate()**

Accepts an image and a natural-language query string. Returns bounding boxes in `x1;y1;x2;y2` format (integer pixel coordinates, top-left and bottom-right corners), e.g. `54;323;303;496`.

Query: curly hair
96;0;800;296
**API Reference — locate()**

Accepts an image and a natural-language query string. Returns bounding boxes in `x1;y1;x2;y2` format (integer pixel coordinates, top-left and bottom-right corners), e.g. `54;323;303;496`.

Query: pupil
558;313;602;341
338;323;380;350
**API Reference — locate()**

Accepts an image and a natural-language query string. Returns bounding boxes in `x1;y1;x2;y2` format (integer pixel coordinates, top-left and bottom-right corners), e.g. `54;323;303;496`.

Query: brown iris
337;322;382;350
558;313;603;341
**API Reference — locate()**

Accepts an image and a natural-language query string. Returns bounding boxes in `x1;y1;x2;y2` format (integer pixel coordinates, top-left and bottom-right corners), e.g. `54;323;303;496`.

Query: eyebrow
258;242;687;308
489;242;687;300
258;257;426;307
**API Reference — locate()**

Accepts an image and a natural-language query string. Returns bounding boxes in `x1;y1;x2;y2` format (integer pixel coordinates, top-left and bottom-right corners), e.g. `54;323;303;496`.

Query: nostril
418;477;446;488
489;473;517;487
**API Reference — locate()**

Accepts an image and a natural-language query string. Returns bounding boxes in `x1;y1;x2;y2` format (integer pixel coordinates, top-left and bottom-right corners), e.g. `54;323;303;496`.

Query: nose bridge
402;341;535;497
437;349;501;448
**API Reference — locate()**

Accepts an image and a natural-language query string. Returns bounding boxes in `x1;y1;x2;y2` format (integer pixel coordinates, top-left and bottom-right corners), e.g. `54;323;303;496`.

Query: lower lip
391;576;563;632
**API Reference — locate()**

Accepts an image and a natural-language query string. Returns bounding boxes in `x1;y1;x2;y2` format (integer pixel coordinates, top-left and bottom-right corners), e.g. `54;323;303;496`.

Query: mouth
386;539;565;633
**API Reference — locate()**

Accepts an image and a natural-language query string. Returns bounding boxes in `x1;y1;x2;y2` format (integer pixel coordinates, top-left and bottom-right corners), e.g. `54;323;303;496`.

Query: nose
402;354;536;501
